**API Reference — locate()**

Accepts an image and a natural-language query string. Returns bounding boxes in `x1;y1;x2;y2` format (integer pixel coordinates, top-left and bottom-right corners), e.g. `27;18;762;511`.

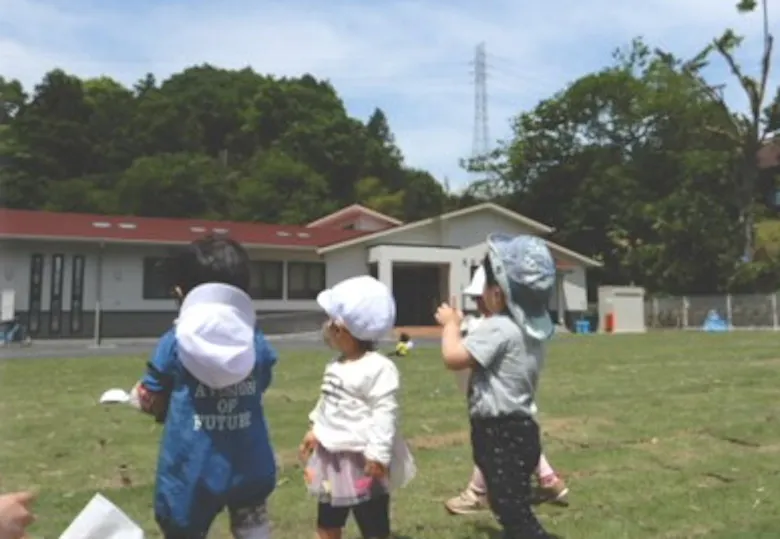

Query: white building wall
323;246;368;288
560;266;588;311
355;215;393;231
0;240;100;313
0;240;326;313
375;212;542;248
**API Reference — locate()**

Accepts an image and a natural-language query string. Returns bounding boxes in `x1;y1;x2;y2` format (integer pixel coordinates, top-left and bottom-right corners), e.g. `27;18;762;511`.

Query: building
0;203;601;339
758;138;780;170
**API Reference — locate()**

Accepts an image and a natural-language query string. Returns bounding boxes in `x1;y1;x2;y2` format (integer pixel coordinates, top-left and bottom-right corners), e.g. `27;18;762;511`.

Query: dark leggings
317;494;390;538
471;414;554;539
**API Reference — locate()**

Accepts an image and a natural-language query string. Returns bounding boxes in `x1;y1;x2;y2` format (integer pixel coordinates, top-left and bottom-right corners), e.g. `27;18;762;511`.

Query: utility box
597;286;646;333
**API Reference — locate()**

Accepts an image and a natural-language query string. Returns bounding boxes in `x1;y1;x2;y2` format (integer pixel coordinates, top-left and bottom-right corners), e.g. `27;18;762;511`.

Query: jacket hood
174;283;256;389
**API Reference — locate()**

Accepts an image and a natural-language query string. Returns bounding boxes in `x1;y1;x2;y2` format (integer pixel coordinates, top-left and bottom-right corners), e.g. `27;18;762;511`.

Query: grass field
2;332;780;538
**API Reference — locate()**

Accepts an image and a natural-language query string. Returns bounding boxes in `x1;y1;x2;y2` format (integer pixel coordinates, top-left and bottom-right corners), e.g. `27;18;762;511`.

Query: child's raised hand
0;491;36;539
435;297;463;326
298;430;318;463
364;460;387;479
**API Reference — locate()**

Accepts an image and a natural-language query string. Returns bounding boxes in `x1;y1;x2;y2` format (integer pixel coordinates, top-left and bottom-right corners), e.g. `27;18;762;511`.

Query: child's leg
352;494;391;539
468;465;487;494
472;415;553;539
229;503;271;539
316;502;349;539
536;452;569;504
537;453;556;482
445;465;489;514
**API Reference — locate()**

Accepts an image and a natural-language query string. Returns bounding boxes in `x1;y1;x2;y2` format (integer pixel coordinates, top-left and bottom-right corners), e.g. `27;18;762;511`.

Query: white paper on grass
99;388;131;404
59;493;144;539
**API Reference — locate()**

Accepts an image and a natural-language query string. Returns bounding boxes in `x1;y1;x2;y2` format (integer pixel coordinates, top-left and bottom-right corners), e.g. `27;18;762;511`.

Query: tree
486;39;744;293
670;0;778;261
113;153;229;218
233;149;331;224
11;70;93;182
0;76;25;125
0;65;452;226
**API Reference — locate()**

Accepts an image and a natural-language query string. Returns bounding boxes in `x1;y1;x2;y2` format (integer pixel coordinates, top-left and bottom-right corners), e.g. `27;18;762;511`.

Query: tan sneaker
537;477;569;506
445;488;488;515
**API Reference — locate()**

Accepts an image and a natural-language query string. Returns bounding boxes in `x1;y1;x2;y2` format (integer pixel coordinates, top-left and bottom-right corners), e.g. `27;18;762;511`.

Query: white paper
99;388;131;404
59;493;144;539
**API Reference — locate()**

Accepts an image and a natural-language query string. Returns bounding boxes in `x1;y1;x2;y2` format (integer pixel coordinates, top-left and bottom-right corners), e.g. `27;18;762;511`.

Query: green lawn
2;332;780;538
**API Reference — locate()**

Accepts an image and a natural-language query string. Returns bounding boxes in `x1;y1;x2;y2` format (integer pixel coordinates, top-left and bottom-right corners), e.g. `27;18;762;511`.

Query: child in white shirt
300;275;415;539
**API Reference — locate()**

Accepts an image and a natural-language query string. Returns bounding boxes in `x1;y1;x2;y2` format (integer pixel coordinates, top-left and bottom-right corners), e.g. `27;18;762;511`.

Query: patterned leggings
471;414;554;539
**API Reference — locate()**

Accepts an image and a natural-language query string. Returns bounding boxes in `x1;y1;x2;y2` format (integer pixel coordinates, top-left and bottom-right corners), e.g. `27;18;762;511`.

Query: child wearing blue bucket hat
436;233;558;538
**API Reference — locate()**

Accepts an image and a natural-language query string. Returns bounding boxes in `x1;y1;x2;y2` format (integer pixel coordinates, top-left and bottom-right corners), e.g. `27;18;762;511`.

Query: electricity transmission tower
471;42;489;163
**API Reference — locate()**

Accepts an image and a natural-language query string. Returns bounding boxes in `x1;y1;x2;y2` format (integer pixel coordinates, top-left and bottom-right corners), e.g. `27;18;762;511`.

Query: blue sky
1;0;777;189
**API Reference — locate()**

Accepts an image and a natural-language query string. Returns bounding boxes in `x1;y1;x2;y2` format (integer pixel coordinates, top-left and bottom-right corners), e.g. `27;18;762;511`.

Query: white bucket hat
463;266;486;297
317;275;396;341
486;233;556;340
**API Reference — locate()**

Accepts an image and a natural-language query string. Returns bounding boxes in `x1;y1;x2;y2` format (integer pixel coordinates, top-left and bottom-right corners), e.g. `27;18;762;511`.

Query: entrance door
393;265;443;326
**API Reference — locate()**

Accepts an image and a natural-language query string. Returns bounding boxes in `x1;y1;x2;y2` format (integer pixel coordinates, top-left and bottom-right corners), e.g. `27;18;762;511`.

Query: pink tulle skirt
304;437;416;507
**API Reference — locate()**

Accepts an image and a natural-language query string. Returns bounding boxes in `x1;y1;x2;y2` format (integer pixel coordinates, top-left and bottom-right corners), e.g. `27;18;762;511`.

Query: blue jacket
142;284;277;529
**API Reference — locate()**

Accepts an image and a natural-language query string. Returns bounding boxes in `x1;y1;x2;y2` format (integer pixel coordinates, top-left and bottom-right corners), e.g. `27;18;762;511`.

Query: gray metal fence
645;293;779;330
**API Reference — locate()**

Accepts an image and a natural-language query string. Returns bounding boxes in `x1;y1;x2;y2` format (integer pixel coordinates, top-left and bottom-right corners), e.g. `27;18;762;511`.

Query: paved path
0;333;438;360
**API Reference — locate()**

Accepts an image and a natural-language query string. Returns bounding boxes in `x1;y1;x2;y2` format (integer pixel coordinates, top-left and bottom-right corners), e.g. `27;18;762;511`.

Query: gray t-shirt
463;314;544;418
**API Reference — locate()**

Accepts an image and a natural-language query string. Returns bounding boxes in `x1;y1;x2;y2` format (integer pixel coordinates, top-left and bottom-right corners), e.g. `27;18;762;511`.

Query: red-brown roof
0;208;370;248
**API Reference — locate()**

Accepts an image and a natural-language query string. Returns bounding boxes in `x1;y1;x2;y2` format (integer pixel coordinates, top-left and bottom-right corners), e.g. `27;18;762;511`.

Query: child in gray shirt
436;233;557;539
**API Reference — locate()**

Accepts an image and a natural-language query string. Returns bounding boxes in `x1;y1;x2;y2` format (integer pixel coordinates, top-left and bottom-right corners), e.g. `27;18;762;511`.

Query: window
287;262;326;300
70;255;85;334
49;254;64;334
27;254;44;335
142;257;173;300
249;261;284;299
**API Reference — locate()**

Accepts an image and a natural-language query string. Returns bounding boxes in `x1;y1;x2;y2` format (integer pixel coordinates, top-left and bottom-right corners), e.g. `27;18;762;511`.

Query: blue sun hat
486;233;556;340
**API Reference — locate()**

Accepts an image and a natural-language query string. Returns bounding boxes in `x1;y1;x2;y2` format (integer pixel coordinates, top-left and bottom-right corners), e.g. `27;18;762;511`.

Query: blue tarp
702;310;728;332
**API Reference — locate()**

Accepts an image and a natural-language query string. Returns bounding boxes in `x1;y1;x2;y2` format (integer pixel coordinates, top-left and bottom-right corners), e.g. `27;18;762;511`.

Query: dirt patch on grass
541;416;614;437
633;430;708;465
749;357;780;367
409;430;469;450
654;524;716;538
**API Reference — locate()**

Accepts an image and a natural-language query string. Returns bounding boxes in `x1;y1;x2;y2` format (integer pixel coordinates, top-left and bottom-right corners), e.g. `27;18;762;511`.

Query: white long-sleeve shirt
309;351;400;465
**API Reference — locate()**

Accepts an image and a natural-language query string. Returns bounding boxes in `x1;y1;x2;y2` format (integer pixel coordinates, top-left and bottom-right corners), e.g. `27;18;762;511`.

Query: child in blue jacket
132;235;277;539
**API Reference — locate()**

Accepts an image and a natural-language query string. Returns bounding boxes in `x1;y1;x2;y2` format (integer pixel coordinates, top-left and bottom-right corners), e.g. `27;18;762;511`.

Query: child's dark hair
483;254;498;287
165;235;251;295
399;332;410;342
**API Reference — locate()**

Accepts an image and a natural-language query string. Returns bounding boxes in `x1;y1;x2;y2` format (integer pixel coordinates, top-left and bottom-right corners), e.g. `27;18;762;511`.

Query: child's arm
133;330;178;422
364;360;400;467
255;336;278;394
442;319;504;371
441;320;478;371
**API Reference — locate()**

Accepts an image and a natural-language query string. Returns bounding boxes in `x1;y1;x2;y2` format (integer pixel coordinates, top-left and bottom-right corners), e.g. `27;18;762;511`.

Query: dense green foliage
0;68;454;224
0;2;777;295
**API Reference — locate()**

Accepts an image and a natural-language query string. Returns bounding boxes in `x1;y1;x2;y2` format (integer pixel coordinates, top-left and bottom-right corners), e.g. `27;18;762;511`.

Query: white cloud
1;0;777;188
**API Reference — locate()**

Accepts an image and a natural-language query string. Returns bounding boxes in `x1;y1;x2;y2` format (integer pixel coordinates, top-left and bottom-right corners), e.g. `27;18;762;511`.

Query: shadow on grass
468;523;502;538
469;522;565;538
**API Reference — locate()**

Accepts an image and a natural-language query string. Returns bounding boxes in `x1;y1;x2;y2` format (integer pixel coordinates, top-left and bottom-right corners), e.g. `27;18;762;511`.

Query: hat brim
316;289;337;320
463;285;483;297
507;300;554;340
